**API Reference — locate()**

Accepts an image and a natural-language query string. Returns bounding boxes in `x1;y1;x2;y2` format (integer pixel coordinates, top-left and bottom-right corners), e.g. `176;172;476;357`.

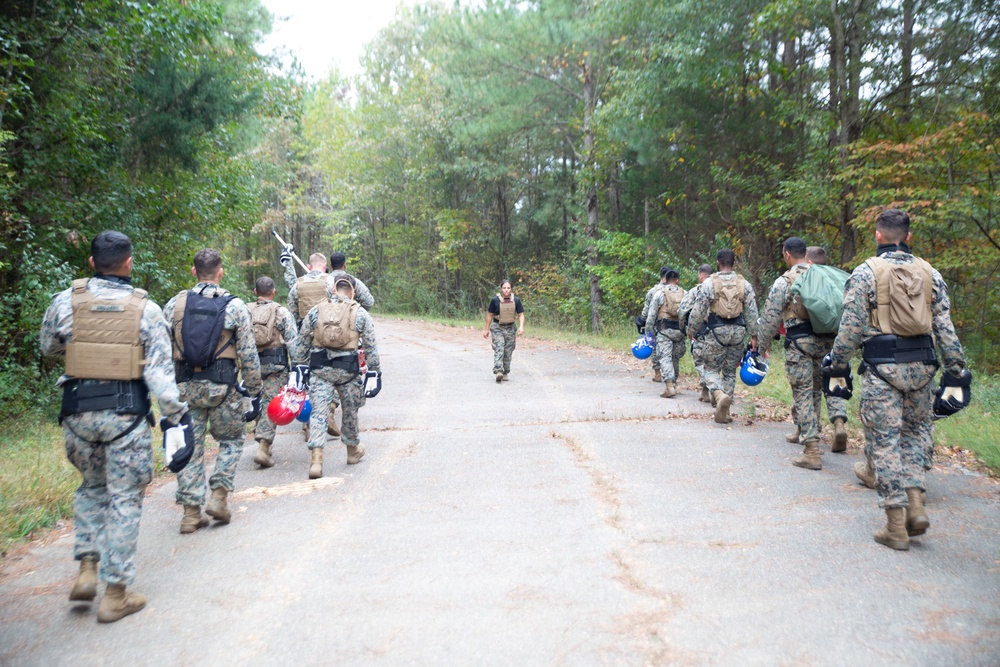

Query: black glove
933;369;972;418
279;244;294;268
364;370;382;398
293;364;310;390
821;354;854;400
634;316;645;335
160;411;195;473
235;382;263;422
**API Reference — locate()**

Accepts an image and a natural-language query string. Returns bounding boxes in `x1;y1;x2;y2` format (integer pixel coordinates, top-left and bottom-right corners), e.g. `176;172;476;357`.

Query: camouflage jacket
327;269;375;310
40;275;188;420
677;282;702;332
286;269;326;323
645;284;686;333
163;282;263;395
829;250;965;375
685;271;759;339
290;298;381;373
639;282;662;321
253;297;298;375
756;263;811;345
282;261;298;289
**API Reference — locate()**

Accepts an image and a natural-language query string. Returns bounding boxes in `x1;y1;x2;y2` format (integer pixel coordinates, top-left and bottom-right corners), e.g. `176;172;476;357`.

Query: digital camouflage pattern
829;250;966;508
290;299;381;450
686;271;758;397
285;268;326;325
757;264;835;443
645;287;687;383
41;276;188;585
164;282;262;506
490;322;517;375
640;282;663;372
679;283;707;389
328;269;375;310
252;298;297;445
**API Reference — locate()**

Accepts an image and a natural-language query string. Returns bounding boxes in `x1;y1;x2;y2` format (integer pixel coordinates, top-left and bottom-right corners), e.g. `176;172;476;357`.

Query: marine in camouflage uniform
289;277;381;477
483;281;525;382
679;265;714;403
757;237;846;470
686;250;758;423
164;250;262;532
40;231;188;622
645;271;686;397
828;209;966;550
639;272;668;380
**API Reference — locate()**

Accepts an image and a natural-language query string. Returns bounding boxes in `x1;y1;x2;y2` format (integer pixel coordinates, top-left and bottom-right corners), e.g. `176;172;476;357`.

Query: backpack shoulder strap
865;257;890;333
913;257;934;307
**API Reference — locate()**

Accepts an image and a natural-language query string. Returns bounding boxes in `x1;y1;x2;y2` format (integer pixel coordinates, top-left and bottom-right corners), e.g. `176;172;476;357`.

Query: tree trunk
901;0;915;123
831;0;865;265
582;54;602;333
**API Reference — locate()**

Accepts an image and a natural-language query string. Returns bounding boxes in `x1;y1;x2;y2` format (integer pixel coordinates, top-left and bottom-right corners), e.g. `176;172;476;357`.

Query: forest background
1;0;998;421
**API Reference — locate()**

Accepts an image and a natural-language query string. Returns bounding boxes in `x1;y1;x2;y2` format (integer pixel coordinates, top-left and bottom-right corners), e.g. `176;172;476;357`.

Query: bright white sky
259;0;418;79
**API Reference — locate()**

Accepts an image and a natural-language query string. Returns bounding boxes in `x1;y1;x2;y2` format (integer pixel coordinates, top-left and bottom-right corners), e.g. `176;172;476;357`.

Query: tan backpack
297;274;328;319
657;285;685;319
710;274;745;318
314;299;360;351
781;265;810;321
864;256;933;336
248;300;283;350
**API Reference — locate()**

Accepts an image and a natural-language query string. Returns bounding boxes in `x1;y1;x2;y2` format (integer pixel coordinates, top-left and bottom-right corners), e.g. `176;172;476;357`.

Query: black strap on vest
862;334;937;366
783;321;834;357
258;347;288;368
655;318;680;331
175;358;238;385
707;313;745;328
60;380;152;444
309;351;361;386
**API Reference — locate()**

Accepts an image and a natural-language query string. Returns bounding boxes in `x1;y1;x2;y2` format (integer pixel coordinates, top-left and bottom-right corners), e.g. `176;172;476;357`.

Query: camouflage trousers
690;336;708;388
859;361;937;508
63;410;154;586
491;322;517;374
253;365;288;444
784;336;833;443
653;330;686;382
699;325;746;397
176;381;245;506
308;367;365;449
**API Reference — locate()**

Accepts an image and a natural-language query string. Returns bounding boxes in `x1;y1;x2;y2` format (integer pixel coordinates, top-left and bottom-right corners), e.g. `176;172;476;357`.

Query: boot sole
97;602;146;623
785;435;800;444
69;586;97;602
205;507;230;524
792;460;822;470
832;431;848;453
907;517;930;536
253;454;275;468
874;535;910;551
309;468;323;479
713;396;732;424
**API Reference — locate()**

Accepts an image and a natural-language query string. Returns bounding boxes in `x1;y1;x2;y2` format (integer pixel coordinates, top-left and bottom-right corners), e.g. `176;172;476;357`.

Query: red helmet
267;387;307;426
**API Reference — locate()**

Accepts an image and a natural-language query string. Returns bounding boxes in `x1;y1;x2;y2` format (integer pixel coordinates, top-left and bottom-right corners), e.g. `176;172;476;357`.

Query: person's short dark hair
659;266;670;279
255;276;276;295
806;246;828;264
664;268;680;281
783;237;807;259
91;231;132;272
329;252;347;270
877;209;911;243
698;263;713;276
716;248;735;269
194;249;222;279
334;274;356;294
500;279;512;289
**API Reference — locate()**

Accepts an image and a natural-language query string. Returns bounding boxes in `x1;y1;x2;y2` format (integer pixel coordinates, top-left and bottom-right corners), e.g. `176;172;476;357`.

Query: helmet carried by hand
739;348;768;386
631;336;653;360
267;387;307;425
296;398;312;423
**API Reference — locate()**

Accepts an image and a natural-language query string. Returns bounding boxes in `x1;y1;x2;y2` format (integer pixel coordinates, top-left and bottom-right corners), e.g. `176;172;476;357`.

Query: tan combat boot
495;372;504;383
874;507;910;551
792;439;822;470
854;460;876;489
832;417;848;453
712;390;732;423
327;420;341;437
346;444;366;464
97;584;146;623
785;425;800;444
660;382;676;398
905;488;930;536
699;387;710;403
253;439;274;468
180;505;209;534
205;487;231;524
69;556;98;602
309;448;323;479
502;373;509;381
652;369;662;383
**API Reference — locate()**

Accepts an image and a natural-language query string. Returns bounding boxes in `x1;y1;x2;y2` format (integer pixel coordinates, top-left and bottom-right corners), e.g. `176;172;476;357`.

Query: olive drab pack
248;300;283;350
171;290;237;367
498;294;517;325
657;285;685;320
297;274;328;320
315;299;360;351
789;264;851;334
65;278;147;381
710;274;746;318
781;265;811;322
864;256;934;337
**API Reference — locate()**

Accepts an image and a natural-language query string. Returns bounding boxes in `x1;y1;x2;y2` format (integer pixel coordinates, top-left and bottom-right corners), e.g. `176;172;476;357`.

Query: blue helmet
739;349;768;386
295;397;313;423
631;336;653;360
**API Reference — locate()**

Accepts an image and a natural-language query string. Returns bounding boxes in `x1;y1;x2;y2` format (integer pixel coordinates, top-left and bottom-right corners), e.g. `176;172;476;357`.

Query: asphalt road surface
2;319;999;666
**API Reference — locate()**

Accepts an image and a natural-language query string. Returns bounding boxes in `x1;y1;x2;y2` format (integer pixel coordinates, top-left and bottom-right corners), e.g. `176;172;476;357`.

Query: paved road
2;319;999;666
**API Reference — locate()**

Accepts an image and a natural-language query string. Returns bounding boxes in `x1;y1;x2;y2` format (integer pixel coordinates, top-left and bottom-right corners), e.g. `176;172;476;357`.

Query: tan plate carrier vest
781;265;810;321
65;278;147;381
497;294;517;325
297;274;328;319
315;299;360;351
864;256;934;336
710;274;746;318
170;290;237;365
248;300;284;350
657;285;685;320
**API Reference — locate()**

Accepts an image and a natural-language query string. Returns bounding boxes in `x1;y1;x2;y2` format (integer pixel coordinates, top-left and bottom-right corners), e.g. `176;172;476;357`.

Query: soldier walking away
164;249;262;534
40;231;190;623
756;238;837;471
825;209;970;551
645;268;686;398
328;252;374;309
639;267;670;383
483;280;525;382
248;276;297;468
679;264;713;403
686;249;759;424
290;275;381;477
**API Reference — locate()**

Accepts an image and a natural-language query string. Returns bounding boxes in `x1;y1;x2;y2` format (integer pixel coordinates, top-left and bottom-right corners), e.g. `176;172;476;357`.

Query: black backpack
181;290;235;367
